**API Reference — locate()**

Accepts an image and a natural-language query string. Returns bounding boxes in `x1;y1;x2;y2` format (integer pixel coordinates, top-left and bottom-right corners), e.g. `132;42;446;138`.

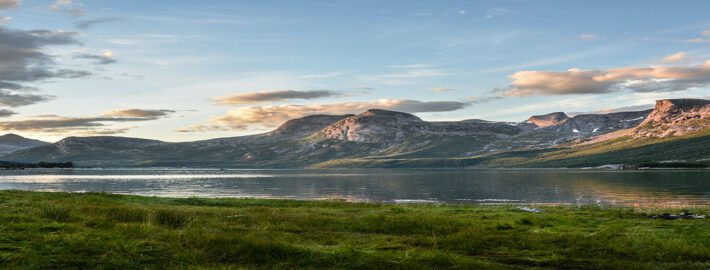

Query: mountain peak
527;112;569;127
312;109;424;143
268;114;353;137
654;98;710;112
0;133;25;140
0;133;50;155
359;109;422;121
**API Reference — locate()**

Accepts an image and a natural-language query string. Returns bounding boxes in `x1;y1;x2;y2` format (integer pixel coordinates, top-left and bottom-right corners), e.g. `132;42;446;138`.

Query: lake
1;168;709;206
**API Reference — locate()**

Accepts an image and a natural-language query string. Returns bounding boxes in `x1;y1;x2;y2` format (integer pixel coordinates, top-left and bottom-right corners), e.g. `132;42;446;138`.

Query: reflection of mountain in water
1;169;709;206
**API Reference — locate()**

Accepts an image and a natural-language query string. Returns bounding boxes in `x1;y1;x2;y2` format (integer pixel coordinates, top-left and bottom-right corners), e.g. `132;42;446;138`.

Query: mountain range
2;98;709;168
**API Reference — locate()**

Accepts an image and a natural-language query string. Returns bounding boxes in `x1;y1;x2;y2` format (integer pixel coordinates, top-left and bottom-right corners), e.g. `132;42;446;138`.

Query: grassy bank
1;191;710;269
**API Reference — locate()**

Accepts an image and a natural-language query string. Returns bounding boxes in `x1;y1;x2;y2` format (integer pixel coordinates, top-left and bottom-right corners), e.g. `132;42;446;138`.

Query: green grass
1;191;710;269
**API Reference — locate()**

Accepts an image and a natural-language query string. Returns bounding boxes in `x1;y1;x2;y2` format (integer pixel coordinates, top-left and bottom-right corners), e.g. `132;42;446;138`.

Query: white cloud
51;0;84;18
432;87;455;92
661;52;689;63
578;33;598;40
300;72;346;79
364;68;449;85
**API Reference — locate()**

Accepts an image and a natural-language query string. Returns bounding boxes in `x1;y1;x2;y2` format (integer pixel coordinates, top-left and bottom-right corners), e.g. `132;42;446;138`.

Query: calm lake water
1;168;709;206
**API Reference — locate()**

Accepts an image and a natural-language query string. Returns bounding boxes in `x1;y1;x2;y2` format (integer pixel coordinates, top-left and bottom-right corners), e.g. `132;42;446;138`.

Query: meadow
1;190;709;269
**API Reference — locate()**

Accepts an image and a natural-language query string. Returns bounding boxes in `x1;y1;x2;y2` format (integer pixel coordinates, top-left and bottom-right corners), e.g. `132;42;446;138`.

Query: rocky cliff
632;99;710;137
527;112;569;127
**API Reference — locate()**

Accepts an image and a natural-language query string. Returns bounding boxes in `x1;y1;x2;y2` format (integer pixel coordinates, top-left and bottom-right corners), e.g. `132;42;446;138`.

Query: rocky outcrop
527;112;569;127
632;99;710;137
313;109;427;143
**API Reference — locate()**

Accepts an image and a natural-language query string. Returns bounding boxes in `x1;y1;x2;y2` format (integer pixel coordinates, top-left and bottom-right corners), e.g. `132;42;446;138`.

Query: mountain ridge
0;134;50;156
2;98;709;168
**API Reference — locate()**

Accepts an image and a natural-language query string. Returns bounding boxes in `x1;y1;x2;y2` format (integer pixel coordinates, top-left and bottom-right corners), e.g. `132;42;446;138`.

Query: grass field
1;191;710;269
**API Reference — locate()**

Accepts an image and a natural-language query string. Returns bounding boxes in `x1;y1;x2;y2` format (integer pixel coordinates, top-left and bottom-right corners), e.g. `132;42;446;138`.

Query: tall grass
153;209;191;228
40;205;72;222
2;191;710;269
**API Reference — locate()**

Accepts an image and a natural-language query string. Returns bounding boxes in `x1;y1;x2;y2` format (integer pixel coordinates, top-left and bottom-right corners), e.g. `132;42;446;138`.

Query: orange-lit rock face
633;99;710;137
527;112;570;127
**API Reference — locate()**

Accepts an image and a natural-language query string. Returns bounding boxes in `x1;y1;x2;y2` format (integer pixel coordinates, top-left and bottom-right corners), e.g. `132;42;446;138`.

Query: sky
1;0;710;142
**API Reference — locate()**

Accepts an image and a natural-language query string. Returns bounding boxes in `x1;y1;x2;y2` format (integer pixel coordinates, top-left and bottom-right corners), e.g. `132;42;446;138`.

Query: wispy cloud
0;109;175;134
73;50;118;65
469;96;503;104
578;33;598;40
51;0;84;18
103;109;175;118
211;90;342;105
75;17;122;30
432;87;455;92
684;30;710;43
568;104;655;116
300;72;346;79
364;67;450;85
661;52;689;63
481;8;510;20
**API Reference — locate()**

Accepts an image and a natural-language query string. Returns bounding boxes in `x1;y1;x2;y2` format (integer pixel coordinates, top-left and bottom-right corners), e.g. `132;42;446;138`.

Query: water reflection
0;169;709;206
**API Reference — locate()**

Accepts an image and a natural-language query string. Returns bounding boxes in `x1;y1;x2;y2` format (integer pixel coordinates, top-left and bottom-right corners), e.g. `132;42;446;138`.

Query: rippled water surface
1;168;709;206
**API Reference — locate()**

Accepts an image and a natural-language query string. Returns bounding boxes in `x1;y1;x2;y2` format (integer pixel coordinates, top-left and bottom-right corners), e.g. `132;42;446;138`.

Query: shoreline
3;189;710;208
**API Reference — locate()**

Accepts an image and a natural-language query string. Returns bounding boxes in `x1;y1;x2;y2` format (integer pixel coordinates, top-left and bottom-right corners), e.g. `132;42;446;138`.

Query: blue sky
1;0;709;142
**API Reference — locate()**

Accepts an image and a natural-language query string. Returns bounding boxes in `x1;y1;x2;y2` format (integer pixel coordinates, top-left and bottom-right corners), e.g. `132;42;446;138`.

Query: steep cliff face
632;99;710;137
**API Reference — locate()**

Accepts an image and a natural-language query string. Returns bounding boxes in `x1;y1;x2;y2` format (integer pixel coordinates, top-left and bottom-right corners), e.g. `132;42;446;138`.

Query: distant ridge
2;98;709;168
0;134;50;156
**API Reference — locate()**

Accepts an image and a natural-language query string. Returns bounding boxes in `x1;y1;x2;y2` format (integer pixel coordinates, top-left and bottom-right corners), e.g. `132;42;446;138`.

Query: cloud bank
0;109;175;134
501;59;710;96
0;26;90;109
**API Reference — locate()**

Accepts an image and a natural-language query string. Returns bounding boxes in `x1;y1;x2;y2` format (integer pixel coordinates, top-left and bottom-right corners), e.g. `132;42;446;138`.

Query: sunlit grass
1;190;709;269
